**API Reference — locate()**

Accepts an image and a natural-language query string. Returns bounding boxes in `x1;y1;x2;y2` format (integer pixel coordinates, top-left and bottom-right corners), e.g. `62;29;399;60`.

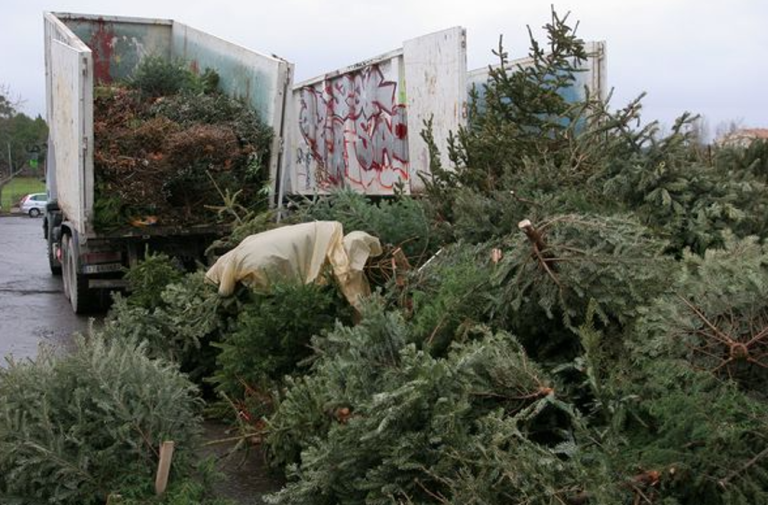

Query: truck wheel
62;233;95;314
48;227;62;276
62;235;71;300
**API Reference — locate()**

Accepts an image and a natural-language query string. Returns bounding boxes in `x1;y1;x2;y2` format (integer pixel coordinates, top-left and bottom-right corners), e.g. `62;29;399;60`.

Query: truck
44;12;605;313
43;12;293;313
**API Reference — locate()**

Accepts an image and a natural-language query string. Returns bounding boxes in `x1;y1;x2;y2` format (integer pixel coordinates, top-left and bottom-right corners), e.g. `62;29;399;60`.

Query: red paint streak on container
190;60;200;75
89;18;115;84
395;123;408;139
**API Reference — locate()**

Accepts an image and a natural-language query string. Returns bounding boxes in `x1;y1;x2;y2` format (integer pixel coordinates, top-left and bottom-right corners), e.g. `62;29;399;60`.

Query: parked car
20;193;48;217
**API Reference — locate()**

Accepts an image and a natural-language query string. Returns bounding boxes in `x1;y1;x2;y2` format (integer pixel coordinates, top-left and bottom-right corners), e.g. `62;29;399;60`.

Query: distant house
717;128;768;148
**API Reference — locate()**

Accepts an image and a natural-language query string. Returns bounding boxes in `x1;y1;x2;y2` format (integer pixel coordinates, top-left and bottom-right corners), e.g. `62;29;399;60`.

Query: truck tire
62;234;71;301
62;233;95;314
48;227;62;276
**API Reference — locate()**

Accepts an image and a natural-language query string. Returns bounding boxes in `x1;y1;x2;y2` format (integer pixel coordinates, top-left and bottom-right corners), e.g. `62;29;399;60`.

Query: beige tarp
205;221;383;308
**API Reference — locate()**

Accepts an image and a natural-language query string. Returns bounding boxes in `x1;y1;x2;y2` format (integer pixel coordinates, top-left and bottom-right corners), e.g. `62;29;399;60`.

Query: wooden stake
154;441;175;495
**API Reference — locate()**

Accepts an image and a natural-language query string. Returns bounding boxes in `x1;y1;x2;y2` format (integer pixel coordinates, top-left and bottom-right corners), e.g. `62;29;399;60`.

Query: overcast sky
1;0;765;138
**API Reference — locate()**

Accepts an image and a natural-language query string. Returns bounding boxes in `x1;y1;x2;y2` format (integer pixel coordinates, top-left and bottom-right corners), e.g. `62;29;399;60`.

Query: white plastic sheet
205;221;382;308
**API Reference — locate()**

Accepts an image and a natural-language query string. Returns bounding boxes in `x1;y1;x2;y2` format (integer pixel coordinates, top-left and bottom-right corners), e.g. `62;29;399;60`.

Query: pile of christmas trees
92;57;273;230
6;8;768;505
258;10;768;505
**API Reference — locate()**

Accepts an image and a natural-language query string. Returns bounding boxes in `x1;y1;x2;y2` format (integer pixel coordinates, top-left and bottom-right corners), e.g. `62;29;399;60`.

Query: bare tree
0;84;21;120
688;115;710;146
714;118;745;143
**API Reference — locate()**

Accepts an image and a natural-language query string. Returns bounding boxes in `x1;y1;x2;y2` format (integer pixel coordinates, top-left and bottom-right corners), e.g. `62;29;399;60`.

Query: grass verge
1;176;45;212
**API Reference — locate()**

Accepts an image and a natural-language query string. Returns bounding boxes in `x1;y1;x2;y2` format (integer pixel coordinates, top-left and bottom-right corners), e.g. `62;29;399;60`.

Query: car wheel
29;208;41;218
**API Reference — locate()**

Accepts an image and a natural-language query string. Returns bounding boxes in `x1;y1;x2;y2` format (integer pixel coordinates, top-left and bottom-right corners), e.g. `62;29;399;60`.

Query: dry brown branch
518;219;563;289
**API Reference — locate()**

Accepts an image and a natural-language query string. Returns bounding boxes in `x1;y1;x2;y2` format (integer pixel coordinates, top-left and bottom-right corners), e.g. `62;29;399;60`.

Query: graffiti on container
88;19;116;84
298;64;409;190
70;17;154;84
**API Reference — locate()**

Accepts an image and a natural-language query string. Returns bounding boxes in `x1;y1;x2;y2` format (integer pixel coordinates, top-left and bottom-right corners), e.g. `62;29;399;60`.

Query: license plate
82;263;123;274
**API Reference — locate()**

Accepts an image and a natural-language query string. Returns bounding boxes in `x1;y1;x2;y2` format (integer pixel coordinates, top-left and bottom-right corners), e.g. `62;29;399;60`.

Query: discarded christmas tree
92;57;273;230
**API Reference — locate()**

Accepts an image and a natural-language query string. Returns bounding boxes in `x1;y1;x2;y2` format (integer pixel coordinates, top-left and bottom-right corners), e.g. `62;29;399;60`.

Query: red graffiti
395;123;408;139
89;19;116;84
298;64;409;190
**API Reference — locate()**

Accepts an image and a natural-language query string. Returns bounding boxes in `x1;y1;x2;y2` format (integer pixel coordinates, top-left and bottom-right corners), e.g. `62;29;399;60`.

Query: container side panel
50;40;87;233
60;17;171;83
44;16;56;201
590;41;607;102
467;40;607;112
82;58;95;234
170;23;289;198
171;23;284;127
45;13;91;52
275;63;295;208
288;53;411;195
403;27;467;192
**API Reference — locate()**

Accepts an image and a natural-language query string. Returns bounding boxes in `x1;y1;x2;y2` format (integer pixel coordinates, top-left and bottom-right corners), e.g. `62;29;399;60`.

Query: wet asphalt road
0;215;92;363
